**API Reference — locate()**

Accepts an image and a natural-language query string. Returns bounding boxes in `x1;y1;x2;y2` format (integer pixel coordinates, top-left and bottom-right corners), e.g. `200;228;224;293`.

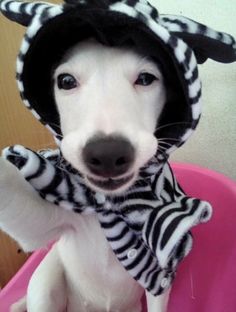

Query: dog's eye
135;73;158;86
57;74;78;90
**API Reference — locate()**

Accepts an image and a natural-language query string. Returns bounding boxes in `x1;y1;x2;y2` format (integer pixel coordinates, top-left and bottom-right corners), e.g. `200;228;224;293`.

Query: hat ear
0;0;53;26
160;14;236;64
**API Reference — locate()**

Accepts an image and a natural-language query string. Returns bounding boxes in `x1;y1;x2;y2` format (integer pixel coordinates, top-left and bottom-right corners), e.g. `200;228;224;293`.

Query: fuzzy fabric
2;145;212;296
0;0;235;296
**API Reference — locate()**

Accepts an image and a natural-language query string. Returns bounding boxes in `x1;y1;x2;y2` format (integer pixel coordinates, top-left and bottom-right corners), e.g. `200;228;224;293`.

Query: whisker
157;146;167;152
157;137;182;150
158;141;175;147
158;143;173;149
158;140;175;147
157;136;182;149
156;146;168;156
155;121;192;133
157;137;182;142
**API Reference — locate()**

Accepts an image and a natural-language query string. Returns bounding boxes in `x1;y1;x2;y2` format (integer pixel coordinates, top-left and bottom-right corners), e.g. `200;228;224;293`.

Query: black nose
82;136;135;178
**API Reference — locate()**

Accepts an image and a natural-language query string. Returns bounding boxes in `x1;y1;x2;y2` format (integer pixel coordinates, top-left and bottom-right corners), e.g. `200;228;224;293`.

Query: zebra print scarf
3;144;212;296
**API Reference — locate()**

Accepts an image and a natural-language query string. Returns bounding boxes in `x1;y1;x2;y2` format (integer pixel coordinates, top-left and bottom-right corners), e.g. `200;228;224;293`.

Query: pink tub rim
172;162;236;189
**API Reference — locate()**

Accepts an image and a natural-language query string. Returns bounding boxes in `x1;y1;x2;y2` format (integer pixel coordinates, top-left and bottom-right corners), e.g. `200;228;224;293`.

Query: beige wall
151;0;236;180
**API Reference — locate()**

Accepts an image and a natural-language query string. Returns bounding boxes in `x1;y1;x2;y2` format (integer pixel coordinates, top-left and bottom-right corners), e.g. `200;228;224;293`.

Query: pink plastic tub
1;163;236;312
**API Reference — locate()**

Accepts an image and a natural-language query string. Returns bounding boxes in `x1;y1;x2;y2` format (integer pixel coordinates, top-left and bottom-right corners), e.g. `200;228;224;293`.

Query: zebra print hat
1;0;235;155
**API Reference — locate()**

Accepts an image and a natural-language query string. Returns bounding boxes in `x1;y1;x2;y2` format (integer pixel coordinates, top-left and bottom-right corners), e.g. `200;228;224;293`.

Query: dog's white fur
55;40;166;194
0;41;171;311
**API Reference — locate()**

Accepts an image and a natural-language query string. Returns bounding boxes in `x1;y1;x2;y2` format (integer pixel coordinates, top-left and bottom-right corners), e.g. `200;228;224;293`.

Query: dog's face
53;40;166;195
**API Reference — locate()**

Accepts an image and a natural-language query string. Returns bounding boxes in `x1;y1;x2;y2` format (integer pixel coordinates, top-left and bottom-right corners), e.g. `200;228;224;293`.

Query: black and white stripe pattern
2;145;212;295
160;14;236;49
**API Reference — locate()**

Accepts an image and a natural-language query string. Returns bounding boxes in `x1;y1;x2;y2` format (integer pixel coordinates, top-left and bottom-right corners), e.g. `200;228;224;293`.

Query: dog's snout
82;136;135;178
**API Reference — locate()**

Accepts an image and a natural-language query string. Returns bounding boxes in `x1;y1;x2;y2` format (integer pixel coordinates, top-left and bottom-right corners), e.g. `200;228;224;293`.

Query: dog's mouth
87;173;134;191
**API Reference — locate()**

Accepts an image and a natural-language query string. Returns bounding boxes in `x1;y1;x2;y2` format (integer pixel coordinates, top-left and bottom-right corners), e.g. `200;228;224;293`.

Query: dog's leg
0;157;72;251
26;244;67;312
10;246;67;312
145;288;171;312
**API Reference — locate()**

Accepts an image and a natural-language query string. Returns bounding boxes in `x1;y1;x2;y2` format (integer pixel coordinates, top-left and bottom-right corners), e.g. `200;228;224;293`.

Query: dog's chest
57;213;143;310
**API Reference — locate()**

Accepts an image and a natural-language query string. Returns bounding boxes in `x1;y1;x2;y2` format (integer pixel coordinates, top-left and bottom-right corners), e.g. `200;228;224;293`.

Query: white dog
1;0;235;310
1;40;170;312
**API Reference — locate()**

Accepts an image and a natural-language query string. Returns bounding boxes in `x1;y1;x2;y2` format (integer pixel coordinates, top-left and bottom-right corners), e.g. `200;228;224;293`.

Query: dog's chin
84;173;137;195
